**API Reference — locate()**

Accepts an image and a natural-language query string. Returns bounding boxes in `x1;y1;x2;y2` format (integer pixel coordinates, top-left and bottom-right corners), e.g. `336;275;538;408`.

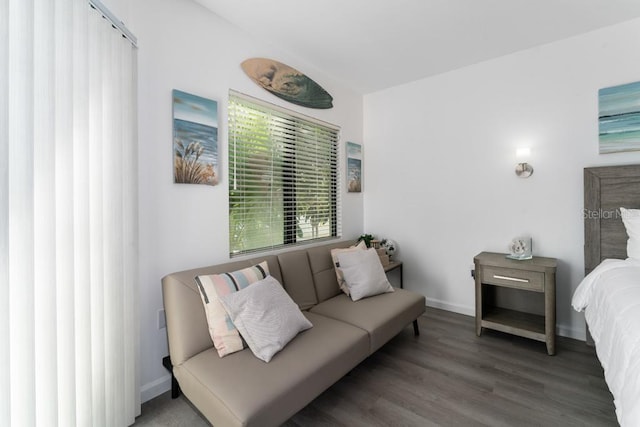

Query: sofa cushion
337;248;394;301
307;241;354;302
173;312;369;427
220;276;313;362
277;250;318;310
195;261;270;357
310;289;425;353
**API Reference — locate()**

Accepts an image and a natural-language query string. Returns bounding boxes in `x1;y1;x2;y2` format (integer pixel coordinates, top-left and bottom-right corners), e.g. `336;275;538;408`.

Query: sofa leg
413;320;420;336
162;356;181;399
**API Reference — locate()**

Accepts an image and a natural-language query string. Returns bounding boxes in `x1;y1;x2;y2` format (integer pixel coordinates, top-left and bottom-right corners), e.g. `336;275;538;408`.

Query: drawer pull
493;275;529;283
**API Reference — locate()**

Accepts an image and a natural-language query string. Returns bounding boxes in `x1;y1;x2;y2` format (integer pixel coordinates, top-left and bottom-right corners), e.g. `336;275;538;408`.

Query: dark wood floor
136;308;618;427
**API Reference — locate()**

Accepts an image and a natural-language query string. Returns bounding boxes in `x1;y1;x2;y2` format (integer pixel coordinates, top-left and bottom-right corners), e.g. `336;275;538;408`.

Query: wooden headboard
584;164;640;275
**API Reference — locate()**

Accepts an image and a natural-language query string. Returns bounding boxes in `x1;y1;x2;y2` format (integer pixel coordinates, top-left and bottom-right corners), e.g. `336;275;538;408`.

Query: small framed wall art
172;89;219;186
599;80;640;154
346;141;362;193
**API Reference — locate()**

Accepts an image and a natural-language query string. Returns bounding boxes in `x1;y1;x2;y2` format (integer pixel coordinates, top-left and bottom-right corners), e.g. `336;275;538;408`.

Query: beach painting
599;81;640;154
172;89;219;185
346;142;362;193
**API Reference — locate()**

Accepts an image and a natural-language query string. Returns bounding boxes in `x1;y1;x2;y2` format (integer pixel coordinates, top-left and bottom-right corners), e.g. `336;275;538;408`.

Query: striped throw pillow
195;261;269;357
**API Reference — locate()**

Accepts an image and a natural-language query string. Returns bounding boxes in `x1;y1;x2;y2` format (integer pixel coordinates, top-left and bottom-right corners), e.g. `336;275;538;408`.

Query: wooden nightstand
474;252;557;355
384;261;403;288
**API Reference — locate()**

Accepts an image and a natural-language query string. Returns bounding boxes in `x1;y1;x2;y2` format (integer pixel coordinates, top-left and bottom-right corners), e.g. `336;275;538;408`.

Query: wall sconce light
515;147;533;178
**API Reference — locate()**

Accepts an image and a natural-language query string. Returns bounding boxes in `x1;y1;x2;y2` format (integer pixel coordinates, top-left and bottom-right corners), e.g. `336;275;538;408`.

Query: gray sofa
162;240;426;427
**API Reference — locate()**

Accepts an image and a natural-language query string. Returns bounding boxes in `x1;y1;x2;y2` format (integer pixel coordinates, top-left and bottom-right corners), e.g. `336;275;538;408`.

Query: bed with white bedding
575;165;640;426
572;259;640;426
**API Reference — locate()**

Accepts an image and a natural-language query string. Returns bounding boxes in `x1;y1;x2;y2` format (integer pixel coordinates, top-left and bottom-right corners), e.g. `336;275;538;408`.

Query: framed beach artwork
346;142;362;193
172;89;219;185
599;81;640;154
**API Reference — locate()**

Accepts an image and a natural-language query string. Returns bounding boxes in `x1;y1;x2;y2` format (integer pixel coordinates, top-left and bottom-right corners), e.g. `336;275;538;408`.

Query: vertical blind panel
72;0;92;424
0;0;9;424
2;0;139;425
103;21;118;426
55;0;78;425
8;0;37;426
103;25;125;427
229;92;340;255
88;8;107;423
122;44;141;419
122;53;139;421
34;0;59;425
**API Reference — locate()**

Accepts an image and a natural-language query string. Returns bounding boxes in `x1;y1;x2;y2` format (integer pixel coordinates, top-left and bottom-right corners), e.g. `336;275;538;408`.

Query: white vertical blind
0;0;139;425
0;0;9;424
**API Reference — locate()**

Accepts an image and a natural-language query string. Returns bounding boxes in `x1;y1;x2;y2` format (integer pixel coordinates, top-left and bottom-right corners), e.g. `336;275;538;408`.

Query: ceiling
194;0;640;94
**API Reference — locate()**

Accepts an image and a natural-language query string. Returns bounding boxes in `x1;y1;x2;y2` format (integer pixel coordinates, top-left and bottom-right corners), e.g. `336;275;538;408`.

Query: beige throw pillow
336;248;394;301
331;240;367;295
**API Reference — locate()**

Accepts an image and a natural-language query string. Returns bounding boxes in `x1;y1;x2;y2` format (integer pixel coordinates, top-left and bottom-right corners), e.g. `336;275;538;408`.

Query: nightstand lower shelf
481;307;545;342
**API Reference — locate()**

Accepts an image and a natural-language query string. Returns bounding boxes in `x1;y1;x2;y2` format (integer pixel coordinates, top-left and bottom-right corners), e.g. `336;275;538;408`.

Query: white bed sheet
572;259;640;426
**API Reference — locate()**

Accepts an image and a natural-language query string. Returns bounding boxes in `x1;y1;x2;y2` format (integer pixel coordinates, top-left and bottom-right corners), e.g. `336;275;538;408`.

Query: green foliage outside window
229;94;339;255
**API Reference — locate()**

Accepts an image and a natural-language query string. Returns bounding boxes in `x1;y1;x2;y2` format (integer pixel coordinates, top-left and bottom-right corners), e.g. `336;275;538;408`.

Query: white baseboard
556;323;585;341
140;374;171;403
425;298;586;341
425;297;475;317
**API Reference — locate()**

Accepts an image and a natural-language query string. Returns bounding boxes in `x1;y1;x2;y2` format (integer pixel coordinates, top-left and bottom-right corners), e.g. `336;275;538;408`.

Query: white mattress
572;259;640;427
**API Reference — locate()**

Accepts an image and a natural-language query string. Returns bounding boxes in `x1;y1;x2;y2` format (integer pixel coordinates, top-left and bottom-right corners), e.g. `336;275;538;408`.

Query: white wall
363;18;640;340
125;0;640;402
131;0;364;402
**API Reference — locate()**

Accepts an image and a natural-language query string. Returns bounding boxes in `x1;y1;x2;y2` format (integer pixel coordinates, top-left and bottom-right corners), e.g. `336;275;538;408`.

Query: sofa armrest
162;274;212;366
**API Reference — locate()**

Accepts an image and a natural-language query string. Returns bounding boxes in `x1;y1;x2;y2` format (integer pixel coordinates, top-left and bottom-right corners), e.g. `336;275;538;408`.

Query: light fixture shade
515;147;533;178
516;147;531;160
516;162;534;178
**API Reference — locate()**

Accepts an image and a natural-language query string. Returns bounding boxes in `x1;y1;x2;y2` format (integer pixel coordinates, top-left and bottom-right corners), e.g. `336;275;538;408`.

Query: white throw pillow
336;248;394;301
621;207;640;260
330;240;367;296
219;275;313;363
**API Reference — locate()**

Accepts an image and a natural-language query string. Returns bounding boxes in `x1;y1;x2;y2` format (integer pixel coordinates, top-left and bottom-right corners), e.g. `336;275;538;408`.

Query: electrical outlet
158;309;166;329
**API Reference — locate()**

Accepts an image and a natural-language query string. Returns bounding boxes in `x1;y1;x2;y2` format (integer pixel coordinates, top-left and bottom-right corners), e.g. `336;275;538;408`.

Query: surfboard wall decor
241;58;333;109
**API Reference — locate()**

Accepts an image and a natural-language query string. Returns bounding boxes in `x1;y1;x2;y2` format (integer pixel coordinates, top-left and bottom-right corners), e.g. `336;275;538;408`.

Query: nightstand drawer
481;266;544;291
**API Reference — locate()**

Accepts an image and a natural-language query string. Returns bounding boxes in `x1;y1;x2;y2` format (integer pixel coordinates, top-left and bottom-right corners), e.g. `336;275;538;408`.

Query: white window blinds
229;90;341;256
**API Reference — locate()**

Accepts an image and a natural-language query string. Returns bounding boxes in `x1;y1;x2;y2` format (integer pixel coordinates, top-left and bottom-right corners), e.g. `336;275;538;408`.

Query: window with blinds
228;90;341;256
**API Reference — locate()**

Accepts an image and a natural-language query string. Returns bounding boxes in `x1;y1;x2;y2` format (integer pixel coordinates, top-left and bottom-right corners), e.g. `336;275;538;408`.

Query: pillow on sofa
195;261;269;357
331;240;367;295
219;275;313;363
336;248;394;301
621;207;640;259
